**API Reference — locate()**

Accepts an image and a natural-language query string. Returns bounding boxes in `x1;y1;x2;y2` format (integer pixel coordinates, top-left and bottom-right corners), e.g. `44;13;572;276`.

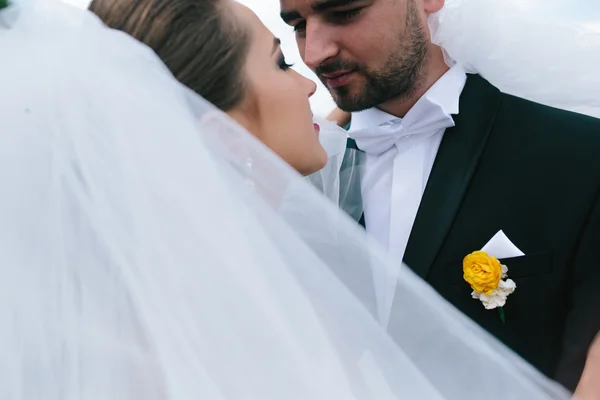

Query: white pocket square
481;230;525;259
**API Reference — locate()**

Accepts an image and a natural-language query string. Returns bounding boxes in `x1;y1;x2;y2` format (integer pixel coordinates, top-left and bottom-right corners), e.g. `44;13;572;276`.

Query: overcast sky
67;0;600;116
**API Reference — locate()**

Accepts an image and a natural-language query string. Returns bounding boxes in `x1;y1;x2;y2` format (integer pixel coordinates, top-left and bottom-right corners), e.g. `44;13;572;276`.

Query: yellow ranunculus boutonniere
463;250;516;323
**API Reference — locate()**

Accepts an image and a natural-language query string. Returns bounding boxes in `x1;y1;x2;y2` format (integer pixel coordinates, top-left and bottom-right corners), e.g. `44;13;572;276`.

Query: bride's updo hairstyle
89;0;249;111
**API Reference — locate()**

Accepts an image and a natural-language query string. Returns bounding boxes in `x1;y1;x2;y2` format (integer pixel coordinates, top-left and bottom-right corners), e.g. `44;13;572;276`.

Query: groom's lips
322;70;355;88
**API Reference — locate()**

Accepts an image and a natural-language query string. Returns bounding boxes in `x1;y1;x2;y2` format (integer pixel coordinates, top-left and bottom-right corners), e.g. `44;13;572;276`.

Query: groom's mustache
315;59;364;79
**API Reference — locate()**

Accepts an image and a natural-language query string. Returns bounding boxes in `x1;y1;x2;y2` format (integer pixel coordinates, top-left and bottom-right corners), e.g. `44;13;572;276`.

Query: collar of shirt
349;65;467;135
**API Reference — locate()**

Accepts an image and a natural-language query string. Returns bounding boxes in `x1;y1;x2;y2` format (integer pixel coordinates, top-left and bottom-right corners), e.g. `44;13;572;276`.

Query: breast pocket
445;251;554;287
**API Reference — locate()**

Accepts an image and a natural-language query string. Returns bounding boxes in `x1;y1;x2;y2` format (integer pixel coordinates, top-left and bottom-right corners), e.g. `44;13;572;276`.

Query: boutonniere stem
498;307;505;324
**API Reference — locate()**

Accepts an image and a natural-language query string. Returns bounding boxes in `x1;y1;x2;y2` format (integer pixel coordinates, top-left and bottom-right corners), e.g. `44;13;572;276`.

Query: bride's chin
316;146;328;170
301;147;328;176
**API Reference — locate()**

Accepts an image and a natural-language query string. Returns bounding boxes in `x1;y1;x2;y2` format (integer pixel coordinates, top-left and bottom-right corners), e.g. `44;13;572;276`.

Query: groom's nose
301;22;339;71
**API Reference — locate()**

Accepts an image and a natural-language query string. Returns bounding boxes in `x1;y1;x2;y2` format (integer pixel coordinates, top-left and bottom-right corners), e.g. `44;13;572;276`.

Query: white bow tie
350;101;455;156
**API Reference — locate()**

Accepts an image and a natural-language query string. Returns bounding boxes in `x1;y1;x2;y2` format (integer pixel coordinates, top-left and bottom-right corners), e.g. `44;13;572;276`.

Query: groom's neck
377;45;449;118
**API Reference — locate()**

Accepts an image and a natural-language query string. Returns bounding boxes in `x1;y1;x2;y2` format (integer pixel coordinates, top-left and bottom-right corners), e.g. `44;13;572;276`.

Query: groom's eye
292;6;365;36
293;21;307;34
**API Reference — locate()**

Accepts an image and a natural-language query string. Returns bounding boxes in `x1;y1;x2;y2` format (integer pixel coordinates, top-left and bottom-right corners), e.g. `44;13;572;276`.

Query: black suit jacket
349;74;600;391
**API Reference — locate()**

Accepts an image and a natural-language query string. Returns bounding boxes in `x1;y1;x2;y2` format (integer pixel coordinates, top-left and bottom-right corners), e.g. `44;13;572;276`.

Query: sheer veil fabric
0;1;573;399
429;0;600;119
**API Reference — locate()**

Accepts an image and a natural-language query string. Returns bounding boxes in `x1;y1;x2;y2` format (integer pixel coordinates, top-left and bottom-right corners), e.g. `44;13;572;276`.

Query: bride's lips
321;70;355;88
313;123;320;133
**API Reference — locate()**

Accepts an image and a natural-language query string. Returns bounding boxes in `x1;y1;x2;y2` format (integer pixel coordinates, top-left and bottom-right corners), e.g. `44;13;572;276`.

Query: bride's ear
423;0;444;14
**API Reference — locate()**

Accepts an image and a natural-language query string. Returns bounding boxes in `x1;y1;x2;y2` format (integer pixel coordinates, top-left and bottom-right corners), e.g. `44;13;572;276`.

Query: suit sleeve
554;188;600;391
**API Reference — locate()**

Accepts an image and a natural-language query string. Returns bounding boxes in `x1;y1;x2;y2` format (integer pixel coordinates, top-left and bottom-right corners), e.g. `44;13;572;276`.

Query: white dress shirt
348;66;467;264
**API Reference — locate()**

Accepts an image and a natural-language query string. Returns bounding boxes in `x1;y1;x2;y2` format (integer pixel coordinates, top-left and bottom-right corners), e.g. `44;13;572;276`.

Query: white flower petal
480;291;508;309
471;272;516;311
498;279;516;295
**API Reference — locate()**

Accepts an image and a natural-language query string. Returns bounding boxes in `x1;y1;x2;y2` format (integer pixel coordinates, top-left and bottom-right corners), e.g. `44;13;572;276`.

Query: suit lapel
403;74;501;279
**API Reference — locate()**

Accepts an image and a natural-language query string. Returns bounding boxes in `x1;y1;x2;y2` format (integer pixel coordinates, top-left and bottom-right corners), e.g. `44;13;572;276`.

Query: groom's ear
423;0;445;14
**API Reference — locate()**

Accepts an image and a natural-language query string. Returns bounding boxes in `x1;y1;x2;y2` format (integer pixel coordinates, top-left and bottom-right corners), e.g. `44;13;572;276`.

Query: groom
281;0;600;391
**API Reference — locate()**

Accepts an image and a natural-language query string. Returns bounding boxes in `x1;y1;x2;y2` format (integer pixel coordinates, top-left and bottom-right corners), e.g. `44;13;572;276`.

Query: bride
89;0;330;177
0;0;596;398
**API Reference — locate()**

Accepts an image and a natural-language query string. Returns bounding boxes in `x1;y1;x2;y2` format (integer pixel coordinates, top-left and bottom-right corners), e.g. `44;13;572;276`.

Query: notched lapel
403;75;502;279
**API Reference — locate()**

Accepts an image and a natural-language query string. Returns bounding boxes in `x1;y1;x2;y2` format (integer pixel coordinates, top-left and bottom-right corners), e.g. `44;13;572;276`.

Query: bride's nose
297;72;317;98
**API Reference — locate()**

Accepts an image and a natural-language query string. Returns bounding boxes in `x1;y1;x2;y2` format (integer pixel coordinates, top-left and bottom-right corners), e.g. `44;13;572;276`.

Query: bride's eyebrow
272;38;281;55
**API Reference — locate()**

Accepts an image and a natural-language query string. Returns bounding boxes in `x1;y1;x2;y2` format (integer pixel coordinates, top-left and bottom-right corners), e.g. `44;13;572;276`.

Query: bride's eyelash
277;54;294;71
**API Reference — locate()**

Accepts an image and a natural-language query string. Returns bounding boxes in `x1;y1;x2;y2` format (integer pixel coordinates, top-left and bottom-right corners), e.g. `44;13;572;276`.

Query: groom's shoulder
503;94;600;146
501;92;600;126
468;74;600;138
489;84;600;151
467;74;600;175
491;91;600;180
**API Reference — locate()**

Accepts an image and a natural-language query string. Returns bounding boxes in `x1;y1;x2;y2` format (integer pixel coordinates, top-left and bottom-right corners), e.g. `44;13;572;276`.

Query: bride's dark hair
89;0;249;111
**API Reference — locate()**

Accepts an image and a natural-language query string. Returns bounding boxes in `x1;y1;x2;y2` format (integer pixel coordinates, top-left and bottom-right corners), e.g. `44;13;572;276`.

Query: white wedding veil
0;1;573;399
429;0;600;119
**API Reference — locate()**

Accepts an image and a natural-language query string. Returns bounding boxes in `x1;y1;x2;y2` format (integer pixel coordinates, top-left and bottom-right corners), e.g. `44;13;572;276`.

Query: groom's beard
316;3;428;112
